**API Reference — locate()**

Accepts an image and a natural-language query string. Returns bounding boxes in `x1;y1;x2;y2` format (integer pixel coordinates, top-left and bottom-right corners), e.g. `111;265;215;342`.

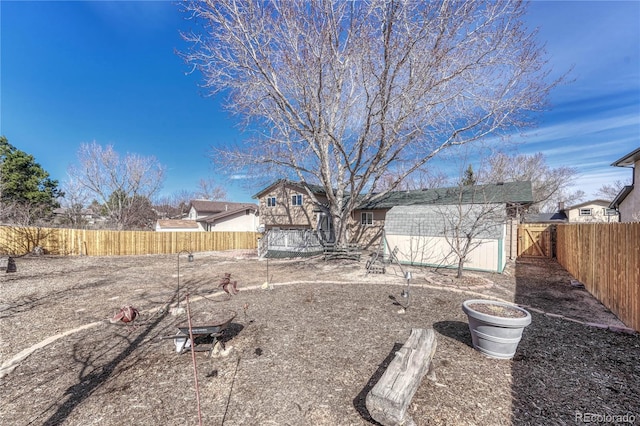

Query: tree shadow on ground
42;311;168;425
511;258;640;425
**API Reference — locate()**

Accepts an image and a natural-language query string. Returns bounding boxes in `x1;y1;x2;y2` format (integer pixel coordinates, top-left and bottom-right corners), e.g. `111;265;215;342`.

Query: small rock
170;307;186;316
220;345;233;356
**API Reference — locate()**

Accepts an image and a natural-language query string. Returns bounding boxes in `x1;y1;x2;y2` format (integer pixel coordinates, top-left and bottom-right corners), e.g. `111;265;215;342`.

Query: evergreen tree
461;164;477;186
0;136;63;218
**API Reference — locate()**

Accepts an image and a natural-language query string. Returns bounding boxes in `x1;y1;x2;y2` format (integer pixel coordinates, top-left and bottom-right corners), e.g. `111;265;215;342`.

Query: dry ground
0;251;638;426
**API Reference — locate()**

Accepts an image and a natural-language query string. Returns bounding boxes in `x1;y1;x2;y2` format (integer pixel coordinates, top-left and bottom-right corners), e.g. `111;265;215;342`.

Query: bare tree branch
67;142;165;230
478;151;583;212
196;178;228;201
181;0;559;244
594;179;630;201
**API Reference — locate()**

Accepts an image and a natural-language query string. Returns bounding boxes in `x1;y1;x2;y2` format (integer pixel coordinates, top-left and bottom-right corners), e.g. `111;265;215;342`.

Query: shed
384;204;507;273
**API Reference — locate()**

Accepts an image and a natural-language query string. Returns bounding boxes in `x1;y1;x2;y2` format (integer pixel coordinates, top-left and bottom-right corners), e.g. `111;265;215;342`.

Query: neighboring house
52;207;107;228
560;200;619;223
155;219;201;232
186;200;259;232
254;180;533;269
610;147;640;222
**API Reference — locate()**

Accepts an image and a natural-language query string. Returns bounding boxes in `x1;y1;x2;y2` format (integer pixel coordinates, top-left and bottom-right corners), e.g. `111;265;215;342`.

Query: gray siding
385;205;505;239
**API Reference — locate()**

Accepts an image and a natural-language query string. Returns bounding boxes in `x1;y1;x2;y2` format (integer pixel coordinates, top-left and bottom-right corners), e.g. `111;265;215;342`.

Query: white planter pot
462;299;532;360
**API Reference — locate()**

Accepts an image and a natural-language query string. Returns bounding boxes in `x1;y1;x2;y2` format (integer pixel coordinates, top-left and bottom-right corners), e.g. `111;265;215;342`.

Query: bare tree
120;195;157;230
594;179;630;201
195;178;227;201
155;190;195;219
181;0;558;245
57;176;92;228
439;185;508;278
378;167;451;191
67;142;165;230
479;152;583;213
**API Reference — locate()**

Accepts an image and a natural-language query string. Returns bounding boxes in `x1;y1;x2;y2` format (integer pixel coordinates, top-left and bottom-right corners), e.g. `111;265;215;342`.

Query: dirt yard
1;251;638;425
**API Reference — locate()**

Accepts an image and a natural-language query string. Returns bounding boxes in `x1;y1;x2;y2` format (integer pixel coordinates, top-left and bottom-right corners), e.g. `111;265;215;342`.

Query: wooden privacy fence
556;222;639;332
0;226;259;256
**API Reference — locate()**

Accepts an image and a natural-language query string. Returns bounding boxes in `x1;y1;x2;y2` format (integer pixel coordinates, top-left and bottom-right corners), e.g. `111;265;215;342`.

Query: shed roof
358;181;533;209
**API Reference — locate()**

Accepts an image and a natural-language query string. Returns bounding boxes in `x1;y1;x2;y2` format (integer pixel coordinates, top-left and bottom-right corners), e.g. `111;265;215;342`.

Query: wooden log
366;328;437;426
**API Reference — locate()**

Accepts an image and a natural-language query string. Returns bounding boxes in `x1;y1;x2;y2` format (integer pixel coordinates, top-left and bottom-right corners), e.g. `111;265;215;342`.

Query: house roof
252;179;328;199
156;220;200;229
522;212;568;223
189;200;257;214
611;147;640;167
563;199;612;211
53;207;98;216
197;204;258;224
253;179;533;209
357;181;534;209
610;185;633;209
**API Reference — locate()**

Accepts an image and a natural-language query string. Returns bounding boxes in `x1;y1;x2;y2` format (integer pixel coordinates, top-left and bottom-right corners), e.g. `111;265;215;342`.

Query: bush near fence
0;226;259;256
556;222;639;332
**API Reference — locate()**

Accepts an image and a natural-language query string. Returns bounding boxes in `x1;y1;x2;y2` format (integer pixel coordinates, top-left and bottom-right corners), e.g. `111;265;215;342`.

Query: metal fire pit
164;310;236;357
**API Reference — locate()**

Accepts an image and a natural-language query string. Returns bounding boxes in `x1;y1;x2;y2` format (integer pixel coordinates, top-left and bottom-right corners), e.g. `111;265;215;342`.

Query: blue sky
1;1;638;204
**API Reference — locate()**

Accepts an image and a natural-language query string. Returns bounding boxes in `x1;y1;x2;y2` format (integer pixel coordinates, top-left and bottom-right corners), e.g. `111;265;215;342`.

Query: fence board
0;226;258;256
556;223;639;332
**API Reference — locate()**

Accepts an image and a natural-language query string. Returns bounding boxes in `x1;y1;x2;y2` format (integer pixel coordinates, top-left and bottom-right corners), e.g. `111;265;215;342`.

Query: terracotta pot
462;299;532;360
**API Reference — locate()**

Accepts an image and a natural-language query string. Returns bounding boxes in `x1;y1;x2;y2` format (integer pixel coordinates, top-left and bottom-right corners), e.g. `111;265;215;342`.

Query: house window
579;208;592;216
604;208;617;216
361;212;373;226
292;194;303;206
267;197;276;207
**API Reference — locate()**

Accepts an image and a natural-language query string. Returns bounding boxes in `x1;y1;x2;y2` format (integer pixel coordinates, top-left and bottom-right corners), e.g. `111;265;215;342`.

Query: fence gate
517;224;554;258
